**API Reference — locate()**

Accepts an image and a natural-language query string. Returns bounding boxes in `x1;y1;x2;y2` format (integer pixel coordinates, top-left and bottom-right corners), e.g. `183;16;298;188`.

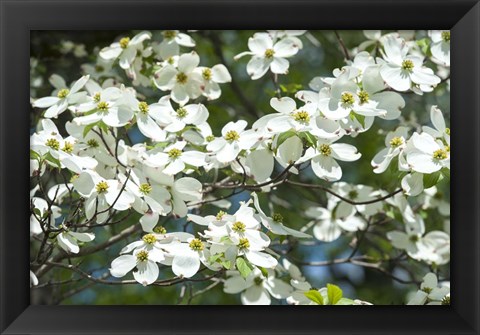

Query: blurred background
30;30;450;305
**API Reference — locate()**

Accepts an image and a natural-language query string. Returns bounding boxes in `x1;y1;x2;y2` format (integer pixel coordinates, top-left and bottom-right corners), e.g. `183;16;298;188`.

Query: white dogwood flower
74;87;134;128
429;30;450;67
147;141;206;175
206;120;258;163
56;227;95;254
252;192;311;238
154;52;202;105
156;30;195;60
407;273;450;305
387;215;450;264
422;105;450;144
149;96;209;133
110;248;160;286
72;170;135;223
371;127;409;174
263;97;319;133
406;132;450;174
223;268;292;305
194;64;232;100
235;32;302;80
299;138;361;181
33;75;89;118
380;36;440;92
160;236;214;278
305;201;366;242
99;31;151;69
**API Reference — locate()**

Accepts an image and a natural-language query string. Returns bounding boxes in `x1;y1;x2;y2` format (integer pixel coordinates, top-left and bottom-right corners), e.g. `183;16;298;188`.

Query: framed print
1;0;479;334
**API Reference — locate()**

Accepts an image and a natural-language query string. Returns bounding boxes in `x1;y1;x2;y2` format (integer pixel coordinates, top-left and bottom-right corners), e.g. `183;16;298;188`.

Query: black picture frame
1;0;479;334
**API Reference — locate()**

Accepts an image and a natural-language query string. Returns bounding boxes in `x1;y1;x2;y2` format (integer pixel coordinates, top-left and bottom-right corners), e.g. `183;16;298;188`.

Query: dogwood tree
30;30;450;305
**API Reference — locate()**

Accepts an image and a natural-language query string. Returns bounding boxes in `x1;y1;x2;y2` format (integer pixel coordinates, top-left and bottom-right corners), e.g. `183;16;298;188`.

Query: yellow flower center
62;141;74;153
168;148;182;159
87;139;99;148
206;135;215;142
93;92;101;102
319;144;332;156
45;138;60;150
138;102;149;114
238;238;250;250
189;238;204;251
254;277;264;285
216;210;226;220
139;183;152;195
119;37;130;49
421;287;432;294
357;90;369;104
153;226;167;234
272;213;283;223
95;181;109;194
441;31;450;42
433;149;447;160
341;92;355;106
389;136;404;148
57;88;70;99
176;72;188;84
264;49;275;59
293;111;310;124
202;68;212;81
176;107;188;118
348;190;358;199
445;128;450;135
70;174;79;183
163;30;177;39
441;296;450;305
142;234;157;245
136;250;149;262
402;59;414;71
224;130;240;142
97;101;109;111
232;221;246;233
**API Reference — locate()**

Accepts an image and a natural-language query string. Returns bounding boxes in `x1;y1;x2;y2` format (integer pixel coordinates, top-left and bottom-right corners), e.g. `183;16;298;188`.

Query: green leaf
259;266;269;278
299;132;317;148
416;38;431;55
275;131;297;149
44;152;61;168
355;114;365;129
327;283;343;305
423;171;442;189
236;257;252;278
33;208;42;218
83;122;97;138
30;149;40;160
98;121;109;134
208;253;223;264
331;202;340;220
279;83;303;94
441;168;450;182
221;260;231;269
304;290;324;305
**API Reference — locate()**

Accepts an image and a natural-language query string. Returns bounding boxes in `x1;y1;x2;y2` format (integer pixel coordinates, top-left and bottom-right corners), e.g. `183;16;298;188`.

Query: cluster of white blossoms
30;29;450;305
235;30;305;80
407;272;450;305
372;105;450;197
